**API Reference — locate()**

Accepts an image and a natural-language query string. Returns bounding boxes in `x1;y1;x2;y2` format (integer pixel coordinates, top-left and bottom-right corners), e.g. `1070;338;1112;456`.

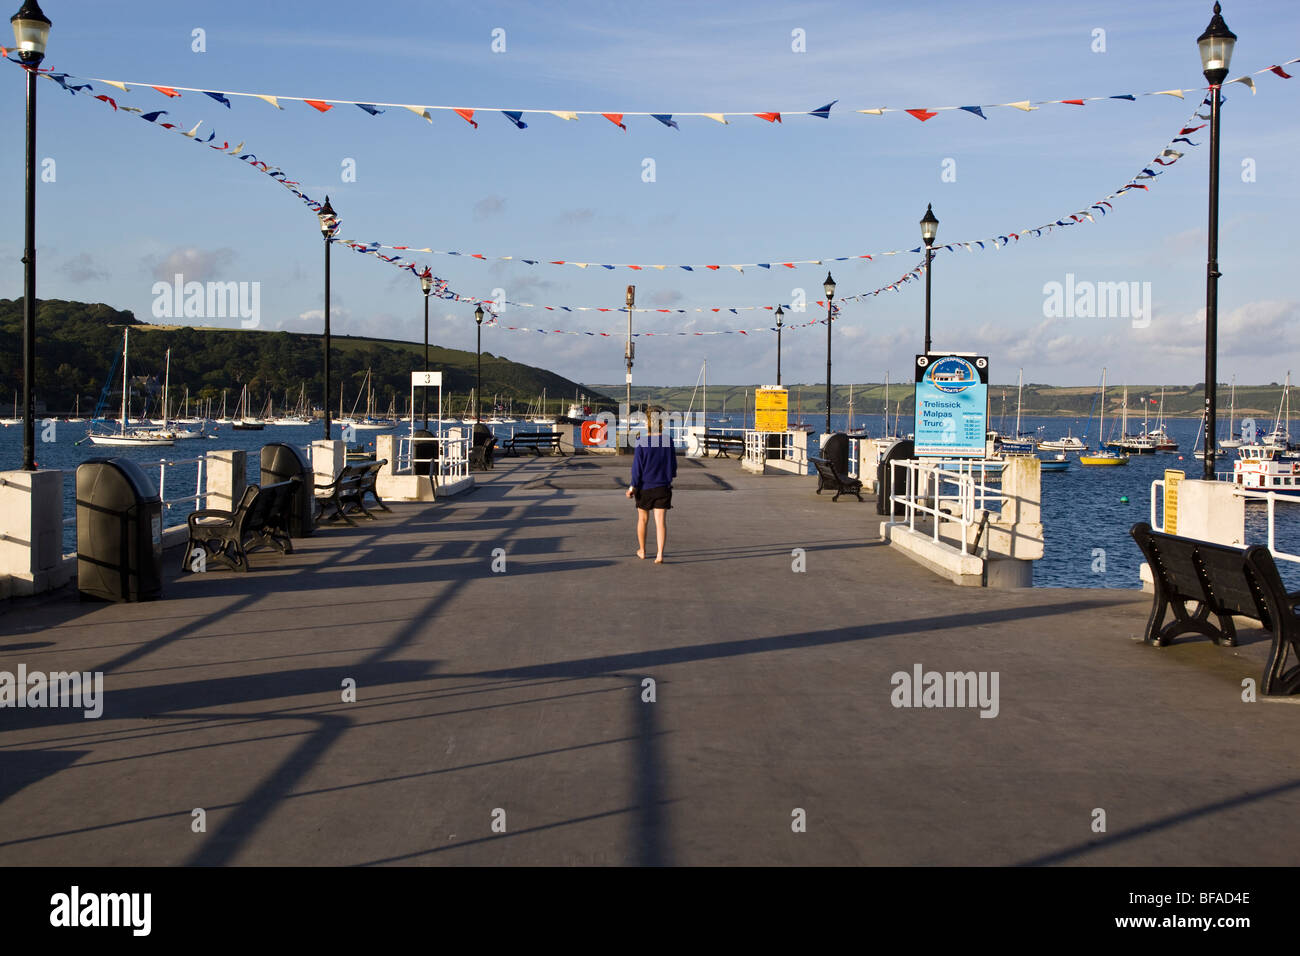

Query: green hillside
0;299;613;416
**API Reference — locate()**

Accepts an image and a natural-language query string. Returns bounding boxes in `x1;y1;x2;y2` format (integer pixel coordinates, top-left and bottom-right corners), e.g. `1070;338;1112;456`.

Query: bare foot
654;556;664;564
636;549;646;559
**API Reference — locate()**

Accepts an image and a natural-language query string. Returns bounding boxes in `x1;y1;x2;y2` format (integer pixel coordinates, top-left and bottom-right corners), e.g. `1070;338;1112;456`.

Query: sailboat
1079;368;1128;466
715;393;732;425
64;394;86;424
1144;386;1179;452
0;390;20;426
999;370;1036;453
347;370;393;429
274;382;313;425
1218;376;1242;450
529;388;555;425
231;384;265;430
86;329;174;446
790;386;815;432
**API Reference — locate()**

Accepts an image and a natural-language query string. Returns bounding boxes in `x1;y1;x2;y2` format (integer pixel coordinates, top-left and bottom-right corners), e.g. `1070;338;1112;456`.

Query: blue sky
2;0;1298;388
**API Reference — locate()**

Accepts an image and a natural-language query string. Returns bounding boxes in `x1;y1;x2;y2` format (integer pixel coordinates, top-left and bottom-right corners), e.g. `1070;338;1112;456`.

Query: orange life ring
582;420;607;445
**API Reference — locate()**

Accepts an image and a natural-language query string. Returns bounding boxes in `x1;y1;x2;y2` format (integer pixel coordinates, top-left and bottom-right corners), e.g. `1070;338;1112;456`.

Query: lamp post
12;0;50;471
474;305;484;423
823;272;835;436
625;284;635;422
1198;2;1235;481
317;195;337;440
420;270;432;428
775;305;784;386
920;203;939;356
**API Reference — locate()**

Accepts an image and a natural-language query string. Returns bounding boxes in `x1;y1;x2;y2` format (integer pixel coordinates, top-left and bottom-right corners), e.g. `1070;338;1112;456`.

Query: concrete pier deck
0;455;1295;866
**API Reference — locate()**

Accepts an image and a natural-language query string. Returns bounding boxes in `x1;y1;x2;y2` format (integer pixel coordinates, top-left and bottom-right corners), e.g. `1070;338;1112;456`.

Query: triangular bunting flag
304;99;333;113
857;108;885;115
754;112;782;123
651;113;678;129
1007;101;1037;111
355;103;385;115
1152;89;1185;98
501;110;528;129
1270;65;1293;79
602;112;627;130
255;94;283;109
404;105;433;123
905;108;938;122
701;113;729;124
94;94;117;110
959;106;986;119
1060;99;1085;106
454;108;479;128
203;91;232;108
808;100;837;119
1110;94;1136;101
100;80;129;92
549;111;579;121
152;86;181;98
1229;76;1256;94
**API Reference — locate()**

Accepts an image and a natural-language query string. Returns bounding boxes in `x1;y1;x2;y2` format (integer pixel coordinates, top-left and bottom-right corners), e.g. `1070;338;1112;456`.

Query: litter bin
411;428;438;480
876;439;916;517
260;442;314;537
76;457;163;602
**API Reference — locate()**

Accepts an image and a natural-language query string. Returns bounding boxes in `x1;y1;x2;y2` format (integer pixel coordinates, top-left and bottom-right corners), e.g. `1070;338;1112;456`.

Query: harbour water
3;412;1298;590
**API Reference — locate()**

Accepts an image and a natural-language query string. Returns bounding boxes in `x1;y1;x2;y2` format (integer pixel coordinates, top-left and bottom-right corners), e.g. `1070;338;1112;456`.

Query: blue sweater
630;443;677;490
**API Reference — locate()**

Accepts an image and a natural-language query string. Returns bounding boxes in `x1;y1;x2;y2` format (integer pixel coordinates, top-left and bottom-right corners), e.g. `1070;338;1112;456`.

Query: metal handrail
888;459;1005;556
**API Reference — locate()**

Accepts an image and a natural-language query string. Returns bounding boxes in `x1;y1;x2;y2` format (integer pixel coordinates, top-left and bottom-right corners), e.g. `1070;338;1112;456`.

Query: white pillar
312;440;344;488
205;450;246;512
0;469;71;597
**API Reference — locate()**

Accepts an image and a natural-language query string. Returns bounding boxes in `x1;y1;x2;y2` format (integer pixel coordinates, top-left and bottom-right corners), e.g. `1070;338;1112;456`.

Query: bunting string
1;47;1292;131
10;55;1292;337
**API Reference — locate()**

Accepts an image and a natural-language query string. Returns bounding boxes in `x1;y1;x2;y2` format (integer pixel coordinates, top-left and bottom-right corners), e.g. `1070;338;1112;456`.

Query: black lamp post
823;272;835;436
775;305;784;386
920;203;939;356
317;195;337;440
474;305;484;423
1199;2;1235;480
420;269;432;428
12;0;50;471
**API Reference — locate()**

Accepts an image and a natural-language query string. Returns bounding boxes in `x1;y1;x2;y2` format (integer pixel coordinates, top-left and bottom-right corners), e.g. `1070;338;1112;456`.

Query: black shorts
635;486;672;511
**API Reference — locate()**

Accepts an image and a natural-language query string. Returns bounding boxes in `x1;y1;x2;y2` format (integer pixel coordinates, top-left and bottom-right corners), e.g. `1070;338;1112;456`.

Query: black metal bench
1131;521;1300;695
358;459;390;513
504;432;564;456
470;436;497;471
701;433;744;458
810;457;863;502
182;479;298;573
315;462;377;525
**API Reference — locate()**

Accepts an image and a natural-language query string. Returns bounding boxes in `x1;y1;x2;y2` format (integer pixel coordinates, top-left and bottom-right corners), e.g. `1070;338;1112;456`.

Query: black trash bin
260;442;314;537
823;432;850;475
876;440;916;517
76;457;163;602
411;428;439;480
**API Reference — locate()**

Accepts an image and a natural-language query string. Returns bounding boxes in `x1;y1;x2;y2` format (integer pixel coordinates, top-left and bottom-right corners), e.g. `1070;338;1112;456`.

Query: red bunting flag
706;265;720;270
152;86;181;98
1272;65;1294;79
755;112;782;123
1061;99;1085;106
602;112;627;130
454;108;479;128
94;94;117;110
304;99;333;113
905;109;938;122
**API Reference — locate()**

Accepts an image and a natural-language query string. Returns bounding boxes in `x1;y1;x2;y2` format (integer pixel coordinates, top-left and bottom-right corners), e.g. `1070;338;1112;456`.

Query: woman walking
626;406;676;563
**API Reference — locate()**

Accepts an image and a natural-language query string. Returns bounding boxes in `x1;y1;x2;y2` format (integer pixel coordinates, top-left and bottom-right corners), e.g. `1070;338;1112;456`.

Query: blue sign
913;354;989;457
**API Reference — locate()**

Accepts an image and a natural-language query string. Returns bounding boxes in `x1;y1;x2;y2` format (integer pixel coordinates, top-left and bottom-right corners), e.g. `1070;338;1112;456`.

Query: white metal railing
58;455;207;557
740;430;806;470
1151;477;1300;565
396;435;470;481
888;459;1005;555
847;438;860;479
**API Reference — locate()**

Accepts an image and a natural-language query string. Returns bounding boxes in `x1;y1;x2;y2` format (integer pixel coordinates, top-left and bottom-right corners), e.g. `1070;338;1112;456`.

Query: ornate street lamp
823;272;835;436
1198;2;1236;480
317;195;337;440
920;203;939;356
420;269;432;428
474;304;484;423
12;0;51;470
775;305;784;386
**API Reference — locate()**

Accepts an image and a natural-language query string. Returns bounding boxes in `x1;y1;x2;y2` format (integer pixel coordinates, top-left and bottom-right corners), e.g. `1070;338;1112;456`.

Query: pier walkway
0;455;1295;865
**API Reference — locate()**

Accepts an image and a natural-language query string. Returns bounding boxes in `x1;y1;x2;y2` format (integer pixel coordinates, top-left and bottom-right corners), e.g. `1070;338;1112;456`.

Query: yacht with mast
86;329;175;446
1079;369;1128;466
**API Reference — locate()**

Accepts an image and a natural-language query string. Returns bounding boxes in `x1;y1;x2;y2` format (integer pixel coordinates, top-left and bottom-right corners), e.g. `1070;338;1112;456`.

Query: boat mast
120;328;129;434
1015;368;1023;438
162;348;171;427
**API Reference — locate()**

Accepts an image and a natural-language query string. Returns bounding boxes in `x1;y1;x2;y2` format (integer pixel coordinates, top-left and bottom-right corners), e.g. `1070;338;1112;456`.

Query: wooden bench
810;457;863;502
504;432;564;456
701;433;744;458
315;461;379;525
182;479;298;573
1131;521;1300;695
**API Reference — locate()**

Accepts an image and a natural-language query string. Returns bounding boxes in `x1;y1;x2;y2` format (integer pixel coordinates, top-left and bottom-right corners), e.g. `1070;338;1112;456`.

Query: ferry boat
1229;444;1300;496
1038;431;1088;453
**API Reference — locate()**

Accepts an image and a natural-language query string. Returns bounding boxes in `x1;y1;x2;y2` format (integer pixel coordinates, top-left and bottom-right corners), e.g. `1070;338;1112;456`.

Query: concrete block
206;450;246;512
312;440;344;489
0;468;72;597
1175;478;1245;546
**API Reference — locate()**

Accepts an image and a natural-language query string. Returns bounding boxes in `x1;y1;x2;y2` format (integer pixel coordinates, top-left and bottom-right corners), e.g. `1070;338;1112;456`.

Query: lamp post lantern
625;285;635;429
474;305;484;423
12;0;50;471
823;272;835;436
775;305;784;386
420;269;432;428
1199;1;1236;480
920;203;939;356
317;195;337;440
